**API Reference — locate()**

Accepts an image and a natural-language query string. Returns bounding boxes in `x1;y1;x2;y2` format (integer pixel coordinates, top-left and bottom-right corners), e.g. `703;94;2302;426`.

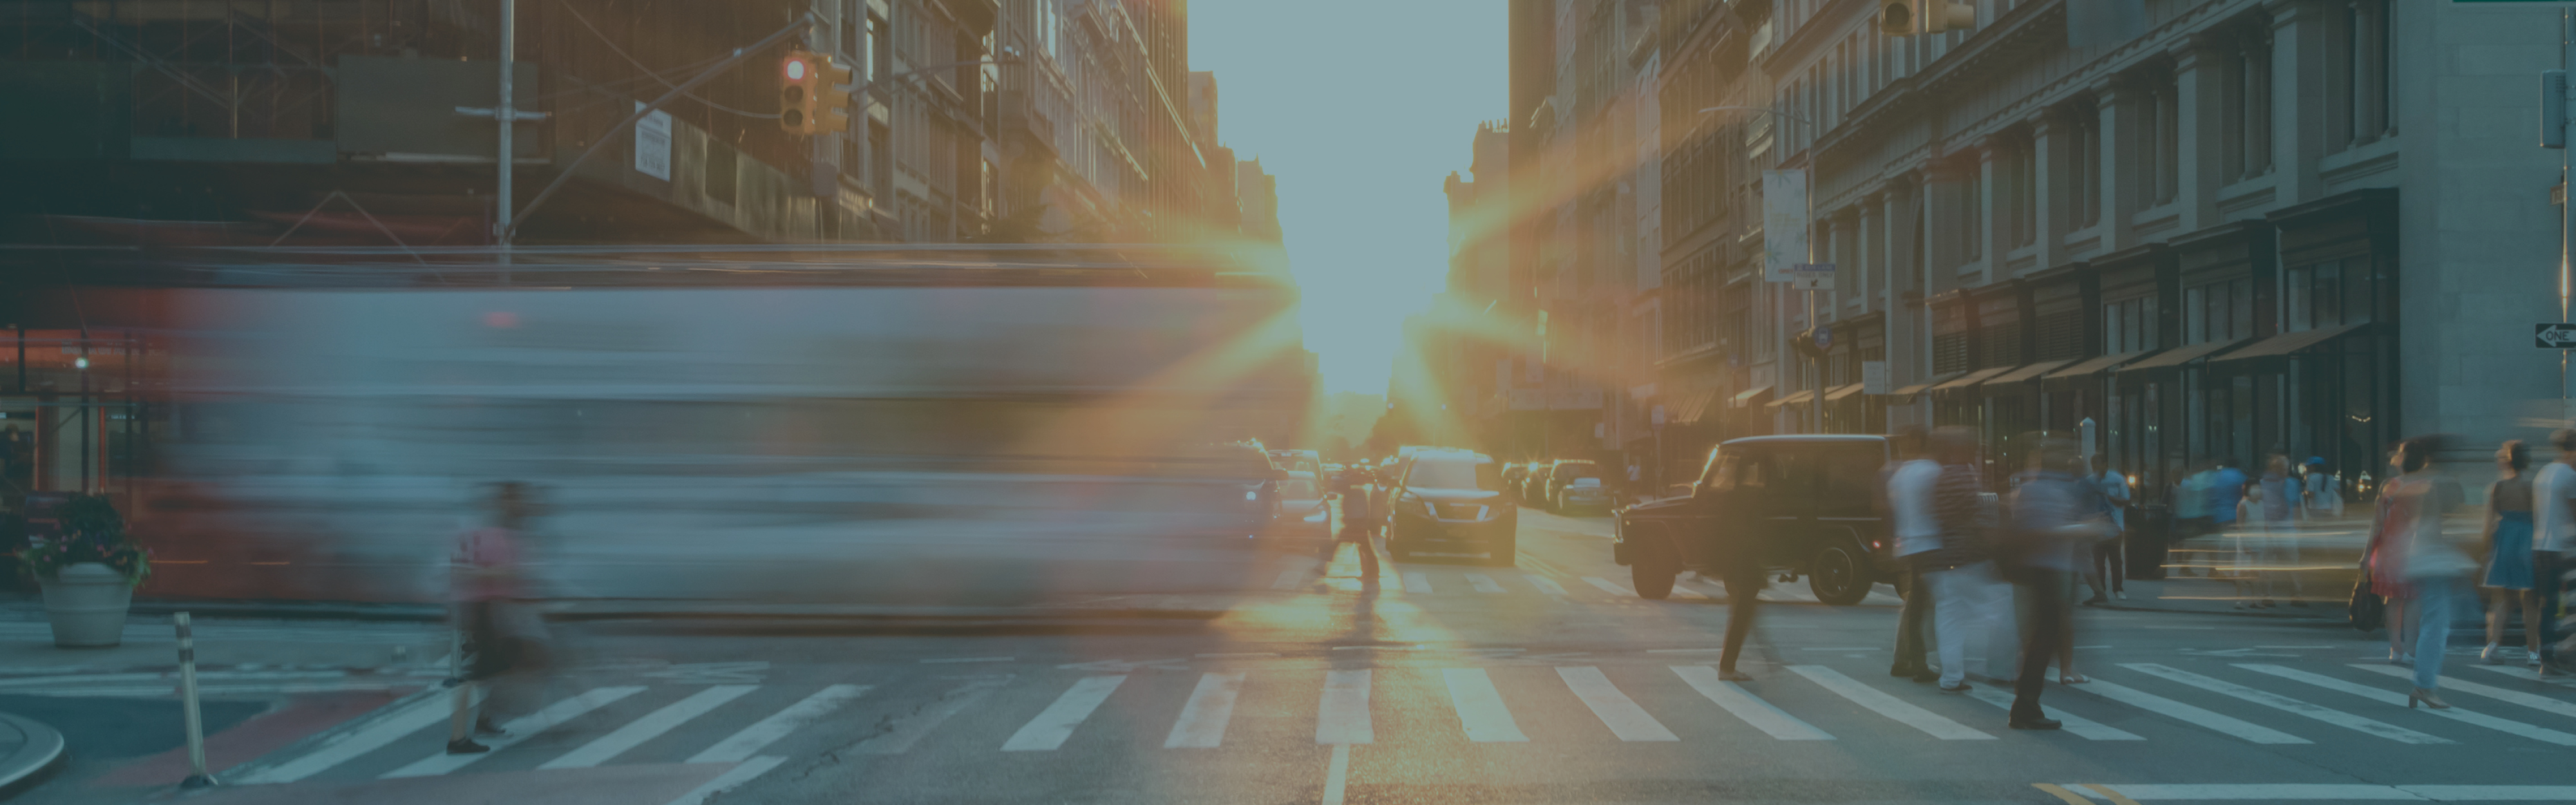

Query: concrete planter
39;562;133;647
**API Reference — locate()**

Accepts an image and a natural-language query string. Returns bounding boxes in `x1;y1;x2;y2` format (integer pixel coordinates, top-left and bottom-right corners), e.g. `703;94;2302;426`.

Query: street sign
1762;171;1809;281
1788;263;1835;291
1651;405;1666;427
1861;361;1888;395
1813;324;1833;350
2539;323;2576;348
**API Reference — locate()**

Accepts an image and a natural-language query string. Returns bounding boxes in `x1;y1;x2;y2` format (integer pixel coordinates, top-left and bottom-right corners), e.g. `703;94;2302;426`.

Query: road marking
1002;675;1126;752
2078;678;2307;744
1786;666;1994;740
383;686;646;777
2031;783;2098;805
2084;784;2149;805
1962;687;2141;741
1520;574;1567;596
853;680;1002;755
2467;663;2576;690
2144;626;2217;630
689;685;870;764
1440;668;1527;743
1320;744;1351;805
231;688;456;783
1463;573;1506;593
1646;648;1726;654
2350;664;2576;719
1164;672;1245;749
1582;576;1634;596
1401;573;1433;594
1556;667;1678;741
1671;665;1832;741
1197;652;1279;658
661;755;785;805
1318;670;1374;744
1669;585;1714;600
920;657;1013;664
2236;665;2576;746
2062;783;2576;800
1274;569;1309;590
542;685;755;769
2122;664;2447;744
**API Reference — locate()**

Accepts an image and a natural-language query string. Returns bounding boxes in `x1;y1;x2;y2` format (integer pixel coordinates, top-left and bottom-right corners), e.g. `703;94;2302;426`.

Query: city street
17;506;2568;805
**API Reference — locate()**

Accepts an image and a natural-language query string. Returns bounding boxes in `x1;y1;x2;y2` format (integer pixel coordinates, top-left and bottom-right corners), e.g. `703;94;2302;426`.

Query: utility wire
556;0;782;119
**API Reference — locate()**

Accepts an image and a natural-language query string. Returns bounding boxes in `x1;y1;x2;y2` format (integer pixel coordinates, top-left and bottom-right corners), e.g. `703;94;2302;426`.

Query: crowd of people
2358;431;2575;708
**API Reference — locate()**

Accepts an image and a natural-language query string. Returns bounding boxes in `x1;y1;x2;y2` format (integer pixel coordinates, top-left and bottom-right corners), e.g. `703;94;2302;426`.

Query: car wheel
1629;535;1677;600
1807;542;1873;605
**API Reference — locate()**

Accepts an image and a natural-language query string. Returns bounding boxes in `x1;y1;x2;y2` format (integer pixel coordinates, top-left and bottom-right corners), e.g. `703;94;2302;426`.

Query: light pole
1696;106;1823;435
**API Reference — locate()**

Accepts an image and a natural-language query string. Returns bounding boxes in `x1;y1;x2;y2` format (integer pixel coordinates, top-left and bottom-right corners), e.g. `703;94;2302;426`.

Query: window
2103;296;2157;354
2331;0;2394;149
2012;139;2037;247
2184;278;2255;343
2069;110;2101;227
2226;32;2274;180
1962;167;1983;260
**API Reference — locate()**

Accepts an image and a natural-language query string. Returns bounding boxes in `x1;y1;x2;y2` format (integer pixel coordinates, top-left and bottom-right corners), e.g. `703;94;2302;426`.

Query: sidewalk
0;712;65;802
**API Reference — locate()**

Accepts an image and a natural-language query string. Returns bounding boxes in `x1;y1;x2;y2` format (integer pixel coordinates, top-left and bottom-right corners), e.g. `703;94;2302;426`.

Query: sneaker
1912;669;1940;683
445;738;491;755
2530;653;2545;668
2482;645;2504;665
2114;591;2127;600
1938;681;1972;694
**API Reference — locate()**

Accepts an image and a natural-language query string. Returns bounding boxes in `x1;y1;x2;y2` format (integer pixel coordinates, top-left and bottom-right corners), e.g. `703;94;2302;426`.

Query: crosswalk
1265;554;1907;607
227;656;2576;795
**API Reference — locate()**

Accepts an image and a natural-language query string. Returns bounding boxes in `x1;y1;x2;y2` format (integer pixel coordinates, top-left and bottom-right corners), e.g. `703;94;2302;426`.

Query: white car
1270;470;1333;537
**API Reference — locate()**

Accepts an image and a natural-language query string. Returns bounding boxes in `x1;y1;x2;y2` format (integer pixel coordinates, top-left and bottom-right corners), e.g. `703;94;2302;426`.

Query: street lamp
1695;106;1825;435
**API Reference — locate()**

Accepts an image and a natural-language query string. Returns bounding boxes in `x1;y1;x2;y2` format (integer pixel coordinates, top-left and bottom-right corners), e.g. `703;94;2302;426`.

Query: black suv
1386;450;1517;565
1611;435;1897;605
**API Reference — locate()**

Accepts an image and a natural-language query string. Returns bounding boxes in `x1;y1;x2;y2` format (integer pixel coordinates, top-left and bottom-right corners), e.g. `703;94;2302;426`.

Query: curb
128;600;446;623
0;712;67;803
2086;601;2347;625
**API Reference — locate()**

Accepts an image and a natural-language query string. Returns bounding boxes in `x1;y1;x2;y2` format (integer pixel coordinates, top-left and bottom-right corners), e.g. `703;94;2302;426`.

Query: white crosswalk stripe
1318;670;1374;744
2078;678;2311;744
1557;667;1678;741
689;685;870;763
1401;572;1434;594
542;685;753;769
1442;668;1528;743
383;686;647;778
1670;666;1832;741
1164;672;1245;749
2236;665;2576;746
1958;687;2142;741
2351;664;2576;720
1788;666;1994;740
1521;573;1568;596
1003;676;1127;752
232;690;458;783
1463;573;1507;593
2121;663;2449;744
1582;576;1636;596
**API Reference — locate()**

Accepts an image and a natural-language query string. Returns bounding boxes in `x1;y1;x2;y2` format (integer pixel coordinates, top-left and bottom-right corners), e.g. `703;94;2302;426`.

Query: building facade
1649;0;2565;499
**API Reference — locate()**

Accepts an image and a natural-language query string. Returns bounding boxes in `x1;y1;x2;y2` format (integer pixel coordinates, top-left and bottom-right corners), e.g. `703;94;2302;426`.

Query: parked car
1556;476;1611;513
1542;459;1600;511
1611;435;1897;605
1519;460;1557;503
1386;449;1517;565
1268;449;1323;478
1499;462;1529;501
1206;442;1286;538
1269;469;1333;539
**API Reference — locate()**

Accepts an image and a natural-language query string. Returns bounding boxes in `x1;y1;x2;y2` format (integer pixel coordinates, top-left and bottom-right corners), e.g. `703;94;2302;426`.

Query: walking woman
2367;446;2421;665
2482;440;2543;665
2395;435;2475;708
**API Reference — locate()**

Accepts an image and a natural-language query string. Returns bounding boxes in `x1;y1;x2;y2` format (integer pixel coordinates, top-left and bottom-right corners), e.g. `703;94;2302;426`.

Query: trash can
2128;504;2170;580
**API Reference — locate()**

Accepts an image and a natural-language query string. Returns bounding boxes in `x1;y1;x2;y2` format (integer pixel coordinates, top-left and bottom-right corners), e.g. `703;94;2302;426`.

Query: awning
1766;389;1817;408
1983;359;2079;386
1823;383;1866;401
1930;365;2016;392
1888;372;1965;397
1729;384;1775;408
2211;322;2369;363
1667;388;1721;426
2045;350;2155;380
2119;338;2251;371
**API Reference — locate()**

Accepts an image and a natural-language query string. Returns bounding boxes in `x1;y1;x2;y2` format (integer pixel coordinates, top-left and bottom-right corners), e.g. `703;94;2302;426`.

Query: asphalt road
92;505;2576;804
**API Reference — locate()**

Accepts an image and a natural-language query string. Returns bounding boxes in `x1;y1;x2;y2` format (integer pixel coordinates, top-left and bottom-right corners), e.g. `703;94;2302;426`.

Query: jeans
2412;576;2466;690
2012;568;2070;717
1719;557;1766;672
1892;564;1935;674
1927;562;2010;687
2090;534;2125;594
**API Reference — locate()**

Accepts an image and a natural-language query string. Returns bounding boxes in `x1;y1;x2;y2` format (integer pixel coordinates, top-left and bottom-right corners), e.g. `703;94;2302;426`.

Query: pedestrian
1923;426;2011;696
2481;440;2541;666
2173;466;2213;546
2251;455;2305;608
2393;435;2474;709
2369;445;2422;666
1330;471;1381;582
448;481;549;754
1712;452;1776;682
2002;437;2117;729
2088;461;2130;603
1884;426;1942;683
2304;457;2344;520
2533;430;2576;673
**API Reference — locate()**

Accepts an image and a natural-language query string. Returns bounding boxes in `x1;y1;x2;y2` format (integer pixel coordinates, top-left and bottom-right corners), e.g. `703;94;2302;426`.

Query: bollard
173;613;216;789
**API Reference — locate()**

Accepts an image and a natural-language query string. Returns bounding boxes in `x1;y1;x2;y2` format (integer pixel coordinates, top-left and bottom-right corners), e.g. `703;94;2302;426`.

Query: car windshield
1568;477;1602;488
1552;462;1597;479
1277;478;1317;498
1408;457;1503;491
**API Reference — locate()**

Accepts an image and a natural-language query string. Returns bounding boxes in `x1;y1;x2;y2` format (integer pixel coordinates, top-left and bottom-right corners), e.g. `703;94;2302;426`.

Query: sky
1189;2;1509;395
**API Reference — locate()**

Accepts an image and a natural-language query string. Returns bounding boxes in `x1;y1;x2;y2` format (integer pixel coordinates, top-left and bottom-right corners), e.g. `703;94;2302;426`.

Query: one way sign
2539;323;2576;348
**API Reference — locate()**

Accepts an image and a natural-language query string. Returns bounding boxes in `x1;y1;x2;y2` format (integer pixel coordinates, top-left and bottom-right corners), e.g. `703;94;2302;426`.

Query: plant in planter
15;495;150;647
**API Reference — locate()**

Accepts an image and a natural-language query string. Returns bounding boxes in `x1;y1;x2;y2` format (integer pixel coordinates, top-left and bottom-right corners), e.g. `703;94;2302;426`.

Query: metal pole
446;609;475;751
175;613;215;789
2562;10;2573;424
496;0;516;284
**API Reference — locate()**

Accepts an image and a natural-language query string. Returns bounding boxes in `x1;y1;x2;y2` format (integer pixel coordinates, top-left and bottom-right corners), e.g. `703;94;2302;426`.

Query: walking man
1886;426;1941;682
2533;430;2576;673
448;482;549;754
1924;427;2010;696
2003;439;2115;730
1331;471;1382;582
2088;461;2130;603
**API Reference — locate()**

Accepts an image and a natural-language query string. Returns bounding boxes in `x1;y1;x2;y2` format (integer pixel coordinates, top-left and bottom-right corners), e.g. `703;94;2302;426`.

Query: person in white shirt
2531;430;2576;673
1884;426;1942;682
2090;464;2132;602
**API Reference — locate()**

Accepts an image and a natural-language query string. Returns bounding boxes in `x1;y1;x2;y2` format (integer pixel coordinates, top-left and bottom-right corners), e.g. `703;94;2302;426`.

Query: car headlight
1245;490;1260;501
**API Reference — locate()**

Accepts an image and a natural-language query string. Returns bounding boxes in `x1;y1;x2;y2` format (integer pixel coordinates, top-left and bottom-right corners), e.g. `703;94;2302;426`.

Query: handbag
2347;568;2386;632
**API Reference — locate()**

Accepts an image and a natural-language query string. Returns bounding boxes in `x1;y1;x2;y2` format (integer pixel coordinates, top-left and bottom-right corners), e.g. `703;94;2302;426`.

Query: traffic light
780;50;819;134
811;55;853;135
1879;1;1973;36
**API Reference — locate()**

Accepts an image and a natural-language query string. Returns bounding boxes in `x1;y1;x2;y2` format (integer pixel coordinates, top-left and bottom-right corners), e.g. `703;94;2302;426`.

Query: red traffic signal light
780;50;819;134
